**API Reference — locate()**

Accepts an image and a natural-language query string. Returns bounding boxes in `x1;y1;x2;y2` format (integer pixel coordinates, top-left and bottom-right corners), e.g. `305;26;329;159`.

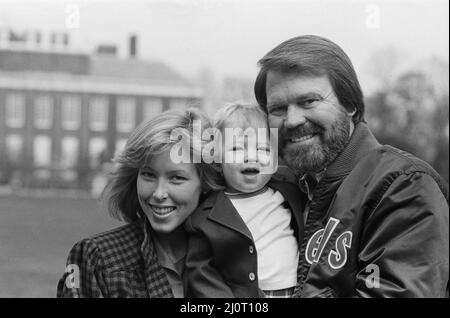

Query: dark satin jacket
294;123;449;298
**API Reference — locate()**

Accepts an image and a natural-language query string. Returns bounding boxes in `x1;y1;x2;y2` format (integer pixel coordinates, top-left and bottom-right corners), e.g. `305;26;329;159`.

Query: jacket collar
206;191;254;241
204;180;304;242
139;219;174;298
324;122;380;178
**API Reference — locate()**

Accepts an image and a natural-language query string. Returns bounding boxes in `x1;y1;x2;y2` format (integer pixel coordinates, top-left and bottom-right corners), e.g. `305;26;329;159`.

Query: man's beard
280;112;351;176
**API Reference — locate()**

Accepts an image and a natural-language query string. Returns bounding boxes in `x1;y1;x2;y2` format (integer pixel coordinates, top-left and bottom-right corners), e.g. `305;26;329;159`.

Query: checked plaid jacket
57;220;174;298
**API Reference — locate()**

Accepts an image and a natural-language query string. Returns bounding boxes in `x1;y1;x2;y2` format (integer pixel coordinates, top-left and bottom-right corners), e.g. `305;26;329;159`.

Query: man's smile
288;133;318;144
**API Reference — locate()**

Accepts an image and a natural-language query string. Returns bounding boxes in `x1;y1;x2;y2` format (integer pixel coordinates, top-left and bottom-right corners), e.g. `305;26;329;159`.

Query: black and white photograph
0;0;448;300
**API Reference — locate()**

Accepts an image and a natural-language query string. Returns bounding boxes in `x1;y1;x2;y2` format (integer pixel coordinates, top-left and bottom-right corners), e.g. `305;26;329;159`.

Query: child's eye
258;147;270;153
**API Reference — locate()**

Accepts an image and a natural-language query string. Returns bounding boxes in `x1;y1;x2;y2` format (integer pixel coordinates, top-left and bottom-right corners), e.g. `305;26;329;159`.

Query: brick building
0;37;203;189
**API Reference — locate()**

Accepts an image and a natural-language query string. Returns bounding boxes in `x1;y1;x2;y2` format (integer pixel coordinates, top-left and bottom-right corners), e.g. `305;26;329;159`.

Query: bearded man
255;35;449;298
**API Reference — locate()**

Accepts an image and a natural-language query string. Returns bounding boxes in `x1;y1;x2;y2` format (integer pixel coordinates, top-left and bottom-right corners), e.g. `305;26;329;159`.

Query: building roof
0;71;202;98
90;56;190;86
0;49;201;98
0;49;89;74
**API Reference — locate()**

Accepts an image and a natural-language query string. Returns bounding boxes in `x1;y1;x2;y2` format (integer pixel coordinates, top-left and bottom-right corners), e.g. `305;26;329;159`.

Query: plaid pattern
57;220;173;298
263;287;295;298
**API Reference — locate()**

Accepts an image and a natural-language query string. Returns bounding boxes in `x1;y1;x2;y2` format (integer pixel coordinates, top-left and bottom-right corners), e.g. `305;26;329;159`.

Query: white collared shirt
228;187;299;290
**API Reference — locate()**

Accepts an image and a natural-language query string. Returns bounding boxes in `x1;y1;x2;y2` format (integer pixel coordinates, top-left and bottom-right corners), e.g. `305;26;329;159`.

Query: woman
57;108;216;298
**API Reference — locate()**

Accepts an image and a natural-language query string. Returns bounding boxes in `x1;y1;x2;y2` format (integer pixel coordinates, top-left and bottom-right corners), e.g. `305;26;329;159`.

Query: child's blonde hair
214;102;269;132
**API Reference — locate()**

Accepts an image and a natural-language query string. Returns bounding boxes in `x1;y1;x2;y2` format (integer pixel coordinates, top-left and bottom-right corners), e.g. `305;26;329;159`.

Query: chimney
63;32;70;48
129;34;137;59
35;31;42;46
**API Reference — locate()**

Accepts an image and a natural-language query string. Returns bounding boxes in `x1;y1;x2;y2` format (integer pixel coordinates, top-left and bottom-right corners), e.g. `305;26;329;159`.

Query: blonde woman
57;108;216;298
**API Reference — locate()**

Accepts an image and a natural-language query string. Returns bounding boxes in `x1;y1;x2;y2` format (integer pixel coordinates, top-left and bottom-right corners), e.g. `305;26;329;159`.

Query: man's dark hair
254;35;366;124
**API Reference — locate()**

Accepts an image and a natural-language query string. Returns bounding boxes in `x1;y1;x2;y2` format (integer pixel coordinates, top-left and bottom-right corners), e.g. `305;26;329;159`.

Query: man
254;35;449;297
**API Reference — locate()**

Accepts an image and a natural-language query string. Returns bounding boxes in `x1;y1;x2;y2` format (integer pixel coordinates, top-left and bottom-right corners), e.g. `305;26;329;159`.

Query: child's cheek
258;151;271;166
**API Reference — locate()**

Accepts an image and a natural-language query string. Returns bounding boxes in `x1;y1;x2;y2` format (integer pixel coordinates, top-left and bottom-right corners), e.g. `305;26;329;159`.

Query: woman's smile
150;204;177;217
137;149;201;233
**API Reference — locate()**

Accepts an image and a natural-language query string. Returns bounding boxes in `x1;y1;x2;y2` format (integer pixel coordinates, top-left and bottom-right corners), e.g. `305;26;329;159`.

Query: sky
0;0;448;91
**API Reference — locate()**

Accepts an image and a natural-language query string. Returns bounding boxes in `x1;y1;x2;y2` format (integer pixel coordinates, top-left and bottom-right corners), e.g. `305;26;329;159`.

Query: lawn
0;193;122;297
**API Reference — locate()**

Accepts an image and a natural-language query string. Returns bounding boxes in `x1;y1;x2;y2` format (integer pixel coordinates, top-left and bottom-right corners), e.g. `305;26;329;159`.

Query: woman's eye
140;171;155;179
170;176;187;182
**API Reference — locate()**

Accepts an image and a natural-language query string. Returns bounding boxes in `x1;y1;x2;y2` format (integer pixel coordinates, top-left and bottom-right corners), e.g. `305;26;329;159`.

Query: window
6;93;25;128
89;96;108;131
88;138;107;169
170;99;187;111
62;95;81;130
142;98;163;122
5;135;23;164
33;135;52;167
114;138;127;159
34;95;53;129
61;137;79;168
116;97;136;132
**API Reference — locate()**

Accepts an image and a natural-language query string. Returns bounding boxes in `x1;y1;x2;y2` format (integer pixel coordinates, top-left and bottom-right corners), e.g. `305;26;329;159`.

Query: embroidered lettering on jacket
305;217;353;269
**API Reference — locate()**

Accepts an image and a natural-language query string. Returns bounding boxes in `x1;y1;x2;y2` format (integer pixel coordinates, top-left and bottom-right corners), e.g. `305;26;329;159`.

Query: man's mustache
281;123;323;140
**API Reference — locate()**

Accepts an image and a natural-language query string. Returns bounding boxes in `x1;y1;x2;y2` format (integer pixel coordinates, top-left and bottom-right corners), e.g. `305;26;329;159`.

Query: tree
364;47;406;90
366;68;449;182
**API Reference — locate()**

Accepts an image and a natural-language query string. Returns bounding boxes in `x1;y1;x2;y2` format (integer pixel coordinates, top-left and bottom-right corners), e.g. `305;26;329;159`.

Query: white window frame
6;93;26;128
61;95;81;130
114;138;127;159
88;137;107;169
142;98;163;122
33;135;52;167
116;97;136;132
60;136;79;169
5;134;24;163
89;96;108;131
34;95;53;129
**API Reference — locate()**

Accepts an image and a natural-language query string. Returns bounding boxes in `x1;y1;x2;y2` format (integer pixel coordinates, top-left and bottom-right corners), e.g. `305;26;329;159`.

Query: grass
0;193;122;298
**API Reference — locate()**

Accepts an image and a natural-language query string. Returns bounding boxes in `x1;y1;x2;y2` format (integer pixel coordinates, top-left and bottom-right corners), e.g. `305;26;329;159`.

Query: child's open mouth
241;168;260;175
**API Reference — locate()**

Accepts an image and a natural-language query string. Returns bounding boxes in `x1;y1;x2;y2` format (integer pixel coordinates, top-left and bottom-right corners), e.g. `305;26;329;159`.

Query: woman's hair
254;35;365;124
102;108;222;223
